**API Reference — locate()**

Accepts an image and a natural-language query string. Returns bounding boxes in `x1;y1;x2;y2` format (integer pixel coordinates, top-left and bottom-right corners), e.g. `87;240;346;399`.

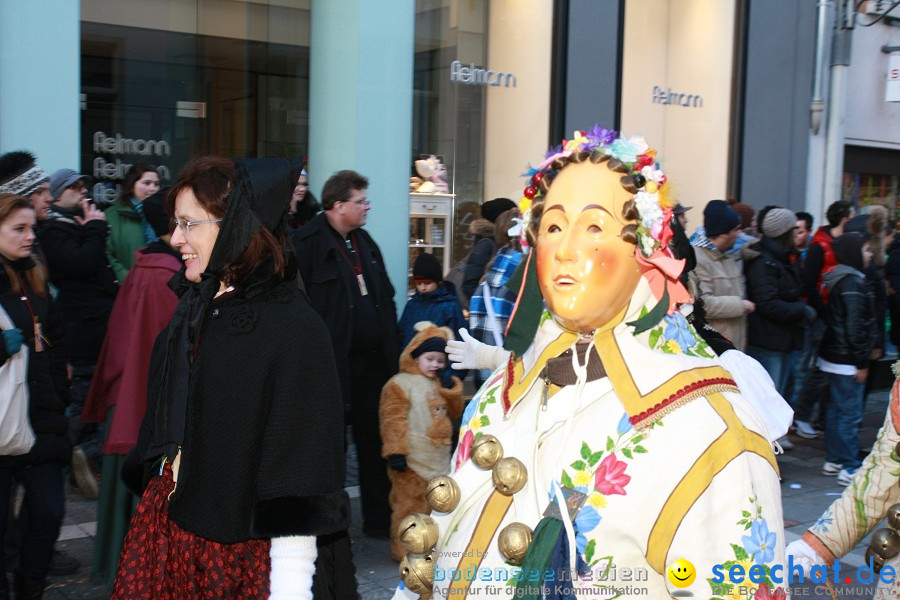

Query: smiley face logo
667;558;696;588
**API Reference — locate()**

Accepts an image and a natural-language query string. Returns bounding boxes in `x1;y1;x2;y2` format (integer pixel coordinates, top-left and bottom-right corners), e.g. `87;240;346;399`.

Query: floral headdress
503;126;690;354
518;125;674;256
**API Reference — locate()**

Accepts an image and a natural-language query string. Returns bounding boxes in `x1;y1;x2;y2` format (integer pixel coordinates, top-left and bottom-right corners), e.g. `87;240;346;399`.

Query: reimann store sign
450;61;517;88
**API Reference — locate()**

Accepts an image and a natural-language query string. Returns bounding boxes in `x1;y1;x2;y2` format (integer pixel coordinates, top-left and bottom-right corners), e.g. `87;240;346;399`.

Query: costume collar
501;278;737;428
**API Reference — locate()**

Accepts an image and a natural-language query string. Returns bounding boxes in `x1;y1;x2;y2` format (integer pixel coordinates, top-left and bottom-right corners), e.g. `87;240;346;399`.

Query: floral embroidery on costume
645;310;714;358
556;413;660;566
707;499;786;600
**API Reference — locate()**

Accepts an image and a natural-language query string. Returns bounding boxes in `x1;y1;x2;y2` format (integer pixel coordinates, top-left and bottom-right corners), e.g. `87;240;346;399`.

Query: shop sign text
450;61;516;88
651;86;703;108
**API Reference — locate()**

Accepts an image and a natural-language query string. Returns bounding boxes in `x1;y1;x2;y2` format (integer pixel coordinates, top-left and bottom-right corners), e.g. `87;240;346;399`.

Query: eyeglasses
67;182;87;191
344;199;370;206
172;217;223;235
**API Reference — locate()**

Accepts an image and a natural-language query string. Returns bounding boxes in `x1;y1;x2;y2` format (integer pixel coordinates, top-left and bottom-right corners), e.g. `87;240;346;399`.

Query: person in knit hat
744;206;816;403
398;252;466;349
689;200;754;351
378;322;463;561
0;151;52;221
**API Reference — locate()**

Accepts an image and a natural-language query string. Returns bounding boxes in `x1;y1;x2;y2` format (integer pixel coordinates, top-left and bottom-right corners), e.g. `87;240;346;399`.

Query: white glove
446;328;511;371
785;539;825;576
269;535;317;599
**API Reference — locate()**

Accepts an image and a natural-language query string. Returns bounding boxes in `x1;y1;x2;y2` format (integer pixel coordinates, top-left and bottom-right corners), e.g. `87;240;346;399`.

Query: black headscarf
832;231;868;273
147;158;294;461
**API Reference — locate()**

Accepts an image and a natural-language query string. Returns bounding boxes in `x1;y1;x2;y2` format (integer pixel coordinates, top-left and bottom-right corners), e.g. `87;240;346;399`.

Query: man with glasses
39;169;118;503
293;169;399;540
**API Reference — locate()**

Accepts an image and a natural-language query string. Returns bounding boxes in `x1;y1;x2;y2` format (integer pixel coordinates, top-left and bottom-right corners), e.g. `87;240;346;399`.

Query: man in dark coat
292;169;399;538
39;169;118;499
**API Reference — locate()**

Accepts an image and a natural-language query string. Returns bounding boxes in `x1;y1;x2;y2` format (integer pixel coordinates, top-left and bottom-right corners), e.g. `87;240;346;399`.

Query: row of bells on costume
865;442;900;573
398;435;535;595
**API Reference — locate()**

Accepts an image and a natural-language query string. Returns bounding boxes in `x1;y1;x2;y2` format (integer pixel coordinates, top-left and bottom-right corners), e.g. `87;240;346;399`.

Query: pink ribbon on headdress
634;248;691;314
537;150;573;170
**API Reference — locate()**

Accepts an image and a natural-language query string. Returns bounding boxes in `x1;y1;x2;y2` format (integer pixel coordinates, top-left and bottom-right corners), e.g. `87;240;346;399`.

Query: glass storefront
80;0;310;204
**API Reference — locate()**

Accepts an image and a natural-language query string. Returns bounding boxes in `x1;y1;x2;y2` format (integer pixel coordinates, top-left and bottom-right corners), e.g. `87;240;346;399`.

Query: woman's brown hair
166;157;286;286
0;193;47;296
525;150;640;248
119;162;159;205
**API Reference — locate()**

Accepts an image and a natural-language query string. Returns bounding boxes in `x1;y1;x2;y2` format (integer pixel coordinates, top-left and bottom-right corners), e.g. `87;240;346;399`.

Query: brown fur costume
379;322;463;561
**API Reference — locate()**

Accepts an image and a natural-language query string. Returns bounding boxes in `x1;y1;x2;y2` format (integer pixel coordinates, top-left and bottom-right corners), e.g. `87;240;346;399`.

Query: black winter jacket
37;206;118;363
819;265;876;368
0;259;71;467
292;214;400;402
123;276;349;544
886;238;900;347
744;236;808;352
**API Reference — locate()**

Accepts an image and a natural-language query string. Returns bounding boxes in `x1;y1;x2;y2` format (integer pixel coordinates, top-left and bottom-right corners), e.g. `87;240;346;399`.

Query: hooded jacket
819;234;876;368
398;282;466;348
461;219;497;300
379;323;463;480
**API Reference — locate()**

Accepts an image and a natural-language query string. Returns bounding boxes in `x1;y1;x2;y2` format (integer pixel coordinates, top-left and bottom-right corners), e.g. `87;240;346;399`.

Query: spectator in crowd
794;200;854;439
669;204;696;286
795;211;814;260
744;208;815;398
80;188;180;584
467;207;523;387
817;232;876;484
673;202;691;230
379;323;463;561
286;165;321;232
887;221;900;352
0;152;53;225
689;200;754;351
0;193;71;599
459;197;517;303
105;163;161;282
115;157;352;598
292;169;399;539
41;169;118;500
690;199;757;267
398;252;465;349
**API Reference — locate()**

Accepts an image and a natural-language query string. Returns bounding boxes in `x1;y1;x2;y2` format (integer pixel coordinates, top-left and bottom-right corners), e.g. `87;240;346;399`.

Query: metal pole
822;0;853;208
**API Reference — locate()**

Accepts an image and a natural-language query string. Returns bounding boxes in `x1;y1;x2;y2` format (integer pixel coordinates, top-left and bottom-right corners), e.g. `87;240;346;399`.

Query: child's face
415;281;439;294
416;351;446;379
863;241;873;269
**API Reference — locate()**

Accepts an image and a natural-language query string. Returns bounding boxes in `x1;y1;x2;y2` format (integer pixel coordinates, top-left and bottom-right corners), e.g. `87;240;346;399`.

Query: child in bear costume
379;322;464;561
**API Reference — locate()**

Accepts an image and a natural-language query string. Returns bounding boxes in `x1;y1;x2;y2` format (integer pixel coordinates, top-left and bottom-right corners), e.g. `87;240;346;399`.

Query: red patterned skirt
111;464;271;599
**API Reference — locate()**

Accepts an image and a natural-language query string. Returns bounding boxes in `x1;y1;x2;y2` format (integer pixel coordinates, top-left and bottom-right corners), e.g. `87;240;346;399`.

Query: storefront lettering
91;131;171;203
651;86;703;108
450;61;516;88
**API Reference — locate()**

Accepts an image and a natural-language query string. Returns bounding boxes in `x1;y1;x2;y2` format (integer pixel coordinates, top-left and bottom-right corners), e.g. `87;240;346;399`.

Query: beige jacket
690;245;748;351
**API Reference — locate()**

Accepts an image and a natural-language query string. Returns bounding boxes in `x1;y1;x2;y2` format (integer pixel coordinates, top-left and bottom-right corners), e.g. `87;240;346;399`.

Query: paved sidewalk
40;389;893;599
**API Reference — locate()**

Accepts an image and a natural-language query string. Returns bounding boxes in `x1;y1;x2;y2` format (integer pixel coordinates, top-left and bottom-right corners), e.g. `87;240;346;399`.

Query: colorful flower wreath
518;125;675;257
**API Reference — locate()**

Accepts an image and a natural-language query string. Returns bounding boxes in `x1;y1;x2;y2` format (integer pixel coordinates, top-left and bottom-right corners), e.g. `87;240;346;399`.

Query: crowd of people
0;135;897;600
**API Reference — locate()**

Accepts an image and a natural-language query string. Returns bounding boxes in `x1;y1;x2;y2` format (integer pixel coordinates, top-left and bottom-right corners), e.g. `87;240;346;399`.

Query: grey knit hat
762;208;797;238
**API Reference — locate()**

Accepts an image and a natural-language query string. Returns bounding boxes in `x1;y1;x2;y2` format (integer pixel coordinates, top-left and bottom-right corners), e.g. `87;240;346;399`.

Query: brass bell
866;546;886;573
399;552;435;595
497;522;533;565
492;457;527;496
425;475;460;513
870;528;900;559
888;504;900;530
398;513;440;555
471;435;504;470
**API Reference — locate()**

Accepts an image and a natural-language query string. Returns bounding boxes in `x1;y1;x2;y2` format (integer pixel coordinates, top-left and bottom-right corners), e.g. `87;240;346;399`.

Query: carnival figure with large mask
393;128;787;600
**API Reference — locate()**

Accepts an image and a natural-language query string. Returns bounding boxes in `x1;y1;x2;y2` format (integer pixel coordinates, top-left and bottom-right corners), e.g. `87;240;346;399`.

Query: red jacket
82;249;180;454
809;226;839;304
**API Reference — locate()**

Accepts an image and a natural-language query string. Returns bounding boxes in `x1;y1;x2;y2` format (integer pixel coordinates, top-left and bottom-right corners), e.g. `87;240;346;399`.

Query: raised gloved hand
2;328;24;356
387;454;408;472
446;328;511;371
785;539;825;576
